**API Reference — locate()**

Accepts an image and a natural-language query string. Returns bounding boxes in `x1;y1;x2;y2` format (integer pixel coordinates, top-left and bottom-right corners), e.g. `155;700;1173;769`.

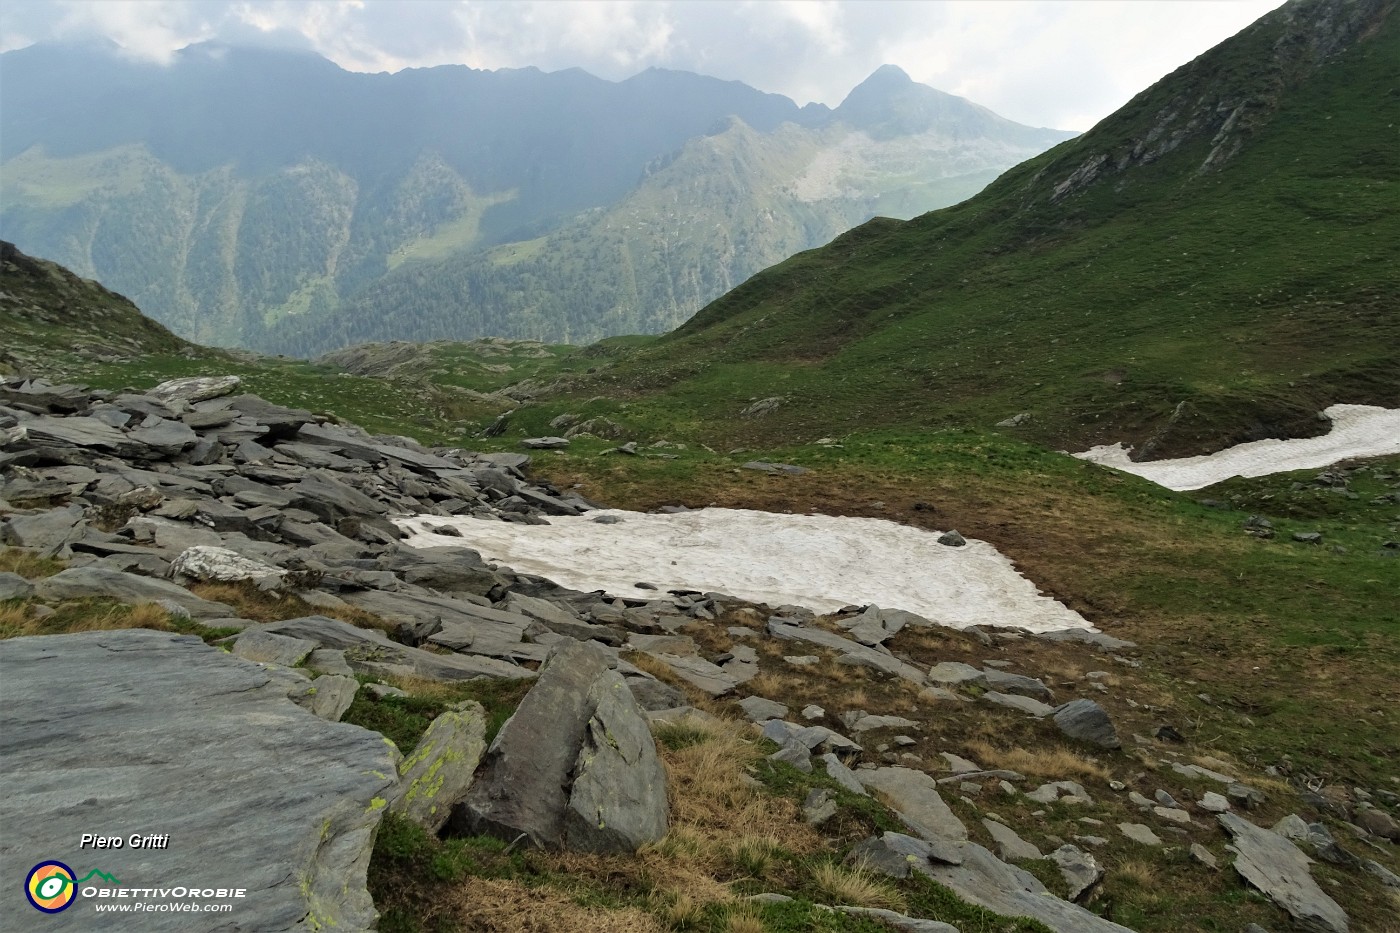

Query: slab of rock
982;818;1042;861
0;571;35;600
390;701;488;833
1219;813;1348;933
767;620;925;684
926;661;987;688
232;629;318;667
1050;844;1103;901
1119;823;1162;846
982;691;1054;717
520;436;569;449
982;669;1054;702
625;676;686;712
1052;699;1121;749
0;630;396;932
257;615;536;682
290;673;359;722
35;566;234;618
452;641;668;853
148;375;242;406
858;767;967;842
835;907;959;933
820;753;868;796
644;652;737;696
918;841;1135;933
848;830;964;874
738;696;790;722
170;545;287;586
1200;791;1231;813
0;503;87;556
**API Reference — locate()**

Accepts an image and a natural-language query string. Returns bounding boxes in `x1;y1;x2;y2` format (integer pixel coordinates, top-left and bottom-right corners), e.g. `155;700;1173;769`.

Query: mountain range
0;44;1072;353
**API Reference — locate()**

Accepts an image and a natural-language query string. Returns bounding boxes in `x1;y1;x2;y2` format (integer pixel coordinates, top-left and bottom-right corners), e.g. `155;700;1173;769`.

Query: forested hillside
0;45;1070;353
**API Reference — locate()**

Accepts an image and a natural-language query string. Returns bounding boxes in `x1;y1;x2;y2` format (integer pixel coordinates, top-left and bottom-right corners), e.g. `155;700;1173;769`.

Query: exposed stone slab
982;691;1054;717
858;767;967;842
35;566;234;618
290;673;359;721
982;818;1042;861
391;701;488;833
232;629;317;667
0;630;396;932
453;641;668;853
767;620;925;684
1219;813;1349;933
919;841;1135;933
257;615;536;682
1053;699;1121;749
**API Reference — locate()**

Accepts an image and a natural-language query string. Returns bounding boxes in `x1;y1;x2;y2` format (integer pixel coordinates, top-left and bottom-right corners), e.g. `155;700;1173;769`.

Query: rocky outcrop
390;702;489;833
1219;813;1349;933
452;642;669;853
0;629;397;932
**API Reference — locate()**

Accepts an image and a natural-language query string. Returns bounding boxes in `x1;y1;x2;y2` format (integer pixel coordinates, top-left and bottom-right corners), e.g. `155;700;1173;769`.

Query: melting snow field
396;508;1093;633
1074;404;1400;492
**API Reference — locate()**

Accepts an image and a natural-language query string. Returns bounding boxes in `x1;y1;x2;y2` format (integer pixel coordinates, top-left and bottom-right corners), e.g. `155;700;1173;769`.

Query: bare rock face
390;702;488;833
1219;813;1349;933
451;641;668;853
0;630;397;932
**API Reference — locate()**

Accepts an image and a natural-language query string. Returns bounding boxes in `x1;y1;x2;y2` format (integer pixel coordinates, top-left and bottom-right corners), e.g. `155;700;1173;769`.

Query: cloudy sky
1;0;1288;131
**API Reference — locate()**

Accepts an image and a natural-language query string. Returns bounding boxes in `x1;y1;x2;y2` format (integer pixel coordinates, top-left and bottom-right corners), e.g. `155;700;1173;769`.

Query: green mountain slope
280;101;1050;351
588;0;1399;459
0;240;195;375
0;48;1070;354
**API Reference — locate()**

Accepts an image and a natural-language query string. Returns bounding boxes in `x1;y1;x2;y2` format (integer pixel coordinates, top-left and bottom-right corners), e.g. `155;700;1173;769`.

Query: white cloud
0;0;1290;129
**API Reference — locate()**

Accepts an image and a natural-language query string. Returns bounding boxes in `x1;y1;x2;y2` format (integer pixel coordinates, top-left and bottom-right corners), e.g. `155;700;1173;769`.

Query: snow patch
1074;404;1400;491
396;507;1092;634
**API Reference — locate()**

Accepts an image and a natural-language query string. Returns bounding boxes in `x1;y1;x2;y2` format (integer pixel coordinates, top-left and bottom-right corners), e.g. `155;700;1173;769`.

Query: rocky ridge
3;373;1398;932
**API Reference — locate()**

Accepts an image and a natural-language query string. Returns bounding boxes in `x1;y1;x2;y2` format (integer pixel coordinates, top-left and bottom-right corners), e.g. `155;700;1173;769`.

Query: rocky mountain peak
1034;0;1393;203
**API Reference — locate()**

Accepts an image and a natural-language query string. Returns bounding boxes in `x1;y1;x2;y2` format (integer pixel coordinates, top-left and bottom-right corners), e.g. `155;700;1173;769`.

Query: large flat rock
0;630;397;932
1220;813;1349;933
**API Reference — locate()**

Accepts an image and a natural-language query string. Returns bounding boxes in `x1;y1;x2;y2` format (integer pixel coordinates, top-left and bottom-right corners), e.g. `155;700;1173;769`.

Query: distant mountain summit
606;0;1399;459
835;65;1061;143
0;46;1073;353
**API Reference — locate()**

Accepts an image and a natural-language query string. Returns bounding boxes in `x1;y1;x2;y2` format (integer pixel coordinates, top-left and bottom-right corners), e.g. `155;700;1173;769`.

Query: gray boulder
0;630;396;932
289;674;359;722
452;641;668;853
35;566;234;618
390;701;488;833
147;375;242;406
1052;699;1121;749
520;436;569;450
1050;844;1103;901
857;767;967;842
919;841;1134;933
256;615;536;682
1219;813;1349;933
0;503;87;557
0;571;36;600
767;620;926;684
170;545;287;586
981;818;1041;861
232;629;318;667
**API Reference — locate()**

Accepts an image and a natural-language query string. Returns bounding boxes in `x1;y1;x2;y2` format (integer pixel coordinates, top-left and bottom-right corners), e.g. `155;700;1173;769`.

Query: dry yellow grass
0;600;174;639
188;581;395;632
961;740;1111;782
438;876;664;932
0;549;67;578
1113;859;1161;889
810;861;906;910
725;908;765;933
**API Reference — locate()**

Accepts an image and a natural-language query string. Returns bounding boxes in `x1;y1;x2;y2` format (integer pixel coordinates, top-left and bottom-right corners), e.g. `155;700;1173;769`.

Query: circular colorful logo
26;861;77;913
